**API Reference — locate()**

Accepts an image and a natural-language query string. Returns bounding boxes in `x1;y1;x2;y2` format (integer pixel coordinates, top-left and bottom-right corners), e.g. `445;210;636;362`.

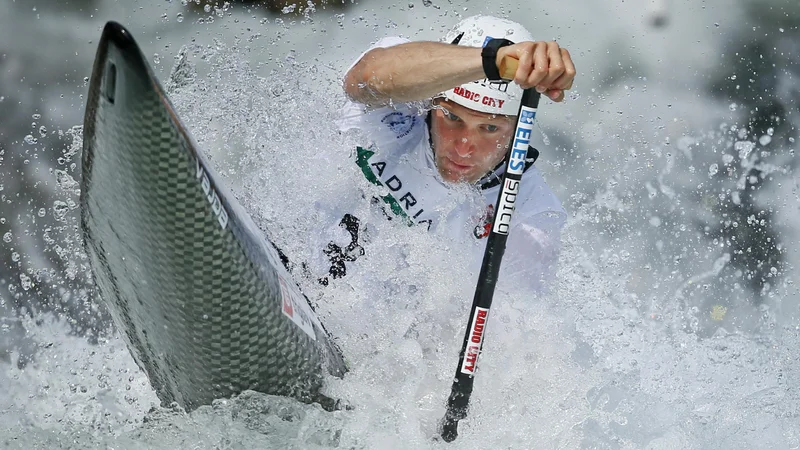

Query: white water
1;0;799;448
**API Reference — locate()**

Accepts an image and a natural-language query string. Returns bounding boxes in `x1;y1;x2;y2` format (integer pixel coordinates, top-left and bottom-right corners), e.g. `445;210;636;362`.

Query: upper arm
343;48;383;104
341;37;410;105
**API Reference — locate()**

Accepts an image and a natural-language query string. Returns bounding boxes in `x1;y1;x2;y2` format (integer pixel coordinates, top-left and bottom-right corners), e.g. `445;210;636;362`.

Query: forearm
343;41;484;106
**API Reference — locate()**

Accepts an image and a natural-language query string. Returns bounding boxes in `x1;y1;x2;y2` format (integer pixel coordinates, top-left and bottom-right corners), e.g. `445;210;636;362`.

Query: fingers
505;41;576;99
513;45;534;88
545;88;565;102
526;42;549;89
535;41;564;88
551;48;576;91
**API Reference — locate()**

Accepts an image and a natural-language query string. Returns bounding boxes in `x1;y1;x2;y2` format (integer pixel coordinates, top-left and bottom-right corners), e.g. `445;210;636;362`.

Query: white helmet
441;15;534;116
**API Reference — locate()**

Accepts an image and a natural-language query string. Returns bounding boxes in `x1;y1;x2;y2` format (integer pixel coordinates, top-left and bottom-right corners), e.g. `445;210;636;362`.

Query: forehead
434;98;515;124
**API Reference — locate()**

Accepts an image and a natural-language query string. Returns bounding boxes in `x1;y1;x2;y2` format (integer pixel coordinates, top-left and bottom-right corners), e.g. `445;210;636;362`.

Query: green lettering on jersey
355;146;414;226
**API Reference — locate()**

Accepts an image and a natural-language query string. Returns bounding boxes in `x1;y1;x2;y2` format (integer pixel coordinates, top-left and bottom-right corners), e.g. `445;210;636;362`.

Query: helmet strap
477;146;539;190
450;32;465;45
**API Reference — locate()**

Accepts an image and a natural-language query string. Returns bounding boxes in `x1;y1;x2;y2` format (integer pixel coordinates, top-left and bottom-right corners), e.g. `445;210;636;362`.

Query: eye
444;110;461;121
484;124;499;132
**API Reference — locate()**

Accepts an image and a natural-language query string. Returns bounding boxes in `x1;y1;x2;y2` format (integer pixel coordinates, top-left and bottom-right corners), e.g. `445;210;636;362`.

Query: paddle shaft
440;87;541;443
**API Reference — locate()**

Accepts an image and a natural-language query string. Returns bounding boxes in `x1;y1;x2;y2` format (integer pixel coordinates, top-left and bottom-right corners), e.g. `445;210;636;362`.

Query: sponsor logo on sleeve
460;307;490;375
381;112;417;139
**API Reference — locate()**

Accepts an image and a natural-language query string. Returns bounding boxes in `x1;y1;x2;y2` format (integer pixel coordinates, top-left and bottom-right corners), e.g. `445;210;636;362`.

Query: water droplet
11;252;20;262
32;113;41;120
23;135;38;145
735;141;755;159
153;53;161;64
37;208;46;217
20;274;33;291
708;163;719;177
2;232;12;243
55;169;78;190
39;126;47;137
53;201;69;222
728;102;737;112
176;13;184;22
204;3;211;12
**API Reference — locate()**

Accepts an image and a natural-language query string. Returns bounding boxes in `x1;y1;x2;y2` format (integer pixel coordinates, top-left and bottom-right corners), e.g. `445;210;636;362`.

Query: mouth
445;157;472;171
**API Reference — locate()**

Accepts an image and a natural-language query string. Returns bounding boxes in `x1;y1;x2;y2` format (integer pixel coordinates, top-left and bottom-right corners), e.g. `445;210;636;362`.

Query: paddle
440;63;541;441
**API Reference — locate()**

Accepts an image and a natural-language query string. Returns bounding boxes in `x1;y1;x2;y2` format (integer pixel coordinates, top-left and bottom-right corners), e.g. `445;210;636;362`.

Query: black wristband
481;38;515;81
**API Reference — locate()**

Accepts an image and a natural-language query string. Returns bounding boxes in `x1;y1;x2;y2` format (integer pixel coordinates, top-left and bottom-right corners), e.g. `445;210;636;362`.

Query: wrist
481;38;514;81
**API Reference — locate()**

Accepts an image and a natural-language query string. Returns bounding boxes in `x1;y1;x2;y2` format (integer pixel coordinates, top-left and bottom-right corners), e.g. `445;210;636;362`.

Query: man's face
430;99;516;184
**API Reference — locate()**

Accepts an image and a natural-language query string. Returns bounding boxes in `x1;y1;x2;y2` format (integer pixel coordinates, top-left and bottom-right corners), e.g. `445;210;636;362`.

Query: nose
453;134;476;158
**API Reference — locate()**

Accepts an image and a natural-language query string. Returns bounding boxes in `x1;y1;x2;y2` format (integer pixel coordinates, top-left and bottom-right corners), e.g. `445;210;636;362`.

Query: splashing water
1;0;799;448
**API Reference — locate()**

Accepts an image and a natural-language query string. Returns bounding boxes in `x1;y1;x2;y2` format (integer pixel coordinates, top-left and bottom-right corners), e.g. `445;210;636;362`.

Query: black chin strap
475;147;539;190
425;111;539;190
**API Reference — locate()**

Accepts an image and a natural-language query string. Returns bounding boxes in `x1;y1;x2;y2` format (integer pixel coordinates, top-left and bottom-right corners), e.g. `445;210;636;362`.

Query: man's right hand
497;41;576;102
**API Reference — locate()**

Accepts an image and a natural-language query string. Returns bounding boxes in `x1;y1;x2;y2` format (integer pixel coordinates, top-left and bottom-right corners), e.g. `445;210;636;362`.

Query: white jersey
316;36;566;293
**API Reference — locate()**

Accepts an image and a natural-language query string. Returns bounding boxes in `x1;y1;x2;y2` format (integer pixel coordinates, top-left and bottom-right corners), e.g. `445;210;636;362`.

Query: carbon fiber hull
80;21;345;411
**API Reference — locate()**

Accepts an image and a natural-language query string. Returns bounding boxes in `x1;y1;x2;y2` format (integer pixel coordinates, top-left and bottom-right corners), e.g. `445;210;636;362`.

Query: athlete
315;15;575;293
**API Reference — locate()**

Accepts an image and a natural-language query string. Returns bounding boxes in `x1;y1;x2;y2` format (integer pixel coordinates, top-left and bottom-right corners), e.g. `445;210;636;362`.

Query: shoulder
515;166;566;223
336;101;430;149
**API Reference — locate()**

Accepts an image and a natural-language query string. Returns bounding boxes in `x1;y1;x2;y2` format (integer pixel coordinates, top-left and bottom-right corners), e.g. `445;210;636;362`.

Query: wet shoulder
514;166;566;219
